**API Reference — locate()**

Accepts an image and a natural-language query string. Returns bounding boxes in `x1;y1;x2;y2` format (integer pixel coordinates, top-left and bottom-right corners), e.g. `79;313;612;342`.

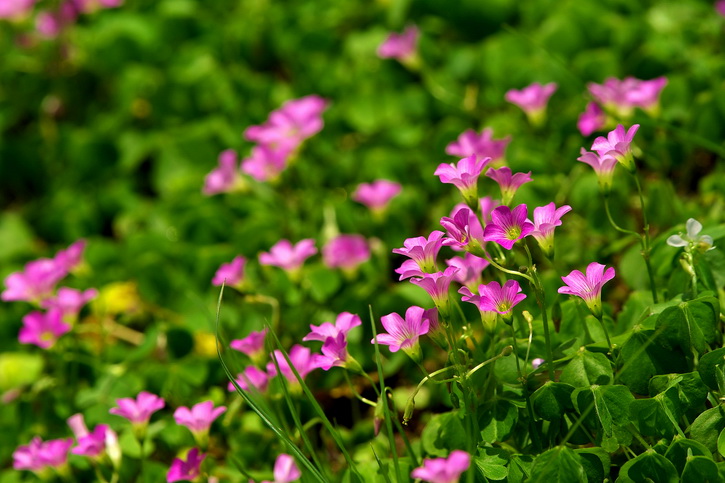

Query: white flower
667;218;714;252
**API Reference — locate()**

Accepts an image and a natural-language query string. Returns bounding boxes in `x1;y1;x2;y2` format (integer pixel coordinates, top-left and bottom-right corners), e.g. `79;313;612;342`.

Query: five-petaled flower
372;305;430;361
591;124;639;172
167;448;205;483
576;148;619;193
393;231;445;274
530;202;572;256
303;312;361;342
109;391;165;429
435;155;491;207
410;266;459;316
260;239;317;274
558;262;616;317
352;179;402;214
173;401;226;444
505;82;557;126
410;450;471;483
483;205;535;250
485;167;532;206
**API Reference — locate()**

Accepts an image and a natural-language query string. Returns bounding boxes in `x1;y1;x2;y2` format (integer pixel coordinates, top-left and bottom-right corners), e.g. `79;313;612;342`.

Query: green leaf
649;372;708;417
681;455;720;482
528;446;587;483
690;406;725;453
574;448;610;483
617;328;688;395
532;382;575;421
697;348;725;391
306;266;342;302
0;353;44;391
474;447;509;481
572;385;634;439
560;349;613;388
479;399;518;444
507;454;534;483
617;450;679;483
421;411;467;457
664;436;711;475
631;397;678;439
655;301;718;355
718;428;725;458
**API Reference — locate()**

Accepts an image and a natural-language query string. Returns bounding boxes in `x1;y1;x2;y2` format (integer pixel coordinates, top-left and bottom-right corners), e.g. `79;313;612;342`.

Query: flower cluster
587;76;667;120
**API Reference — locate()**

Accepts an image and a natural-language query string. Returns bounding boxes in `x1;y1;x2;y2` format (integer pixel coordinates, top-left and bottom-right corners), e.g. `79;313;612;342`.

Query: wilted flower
212;256;246;288
410;266;459;316
372;306;430;361
445;128;511;164
260;239;317;273
261;454;301;483
577;102;606;136
576;148;619;193
109;391;165;428
267;345;320;383
203;149;244;195
505;82;557;125
666;218;715;253
377;25;419;63
352;179;402;213
530;202;572;256
322;234;370;271
591;124;639;172
228;366;270;393
19;309;71;349
167;448;205;483
393;231;445;274
411;450;471;483
435;155;491;206
303;312;361;342
558;262;615;317
485;167;532;205
483;205;535;250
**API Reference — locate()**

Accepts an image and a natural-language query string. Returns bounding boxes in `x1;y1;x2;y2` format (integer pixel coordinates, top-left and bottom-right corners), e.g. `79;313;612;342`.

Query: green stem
524;245;555;382
631;173;659;303
508;322;542;451
343;371;377;407
595;313;614;353
482;249;534;284
603;196;640;237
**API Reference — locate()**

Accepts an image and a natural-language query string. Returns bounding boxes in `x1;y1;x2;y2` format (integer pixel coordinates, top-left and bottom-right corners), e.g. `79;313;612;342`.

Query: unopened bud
402;399;415;426
501;345;513;357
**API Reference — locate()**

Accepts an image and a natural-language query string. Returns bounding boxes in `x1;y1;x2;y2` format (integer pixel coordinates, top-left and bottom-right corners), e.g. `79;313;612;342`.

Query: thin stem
603;196;640;237
508;322;542;451
343;371;377;407
482;249;535;284
631;173;659;303
525;256;555;382
595;314;614;353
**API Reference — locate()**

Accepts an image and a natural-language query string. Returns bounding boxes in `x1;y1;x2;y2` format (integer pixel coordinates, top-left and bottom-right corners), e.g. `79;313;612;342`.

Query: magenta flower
0;0;35;19
203;149;243;195
41;287;97;320
434;155;491;206
352;179;402;213
576;148;618;192
577;102;606;136
267;345;320;383
485;167;532;206
467;280;526;316
410;266;459;315
230;328;268;362
174;401;226;441
479;196;499;225
393;231;445;274
395;259;425;281
312;333;350;371
718;0;725;16
372;306;430;360
505;82;557;125
377;25;419;62
245;95;328;152
260;239;317;273
109;391;165;427
588;77;667;117
228;365;270;393
483;205;535;250
212;256;246;288
2;258;66;303
530;202;572;256
446;253;489;290
303;312;361;342
445;128;511;164
241;144;291;182
591;124;640;172
13;437;73;472
458;286;498;330
440;206;485;255
322;234;370;271
68;414;116;460
558;262;616;317
19;309;71;349
55;239;87;273
411;450;471;483
167;448;206;483
261;454;302;483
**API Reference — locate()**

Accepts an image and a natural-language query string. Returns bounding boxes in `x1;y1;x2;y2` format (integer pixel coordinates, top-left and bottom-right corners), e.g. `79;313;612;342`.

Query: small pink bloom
41;287;97;320
446;253;489;290
241;144;290;182
372;306;430;359
312;333;349;371
203;149;242;195
483;205;535;250
591;124;639;171
322;234;370;270
411;450;471;483
55;239;87;273
576;147;618;192
395;259;425;281
445;128;511;164
479;196;499;225
19;309;70;349
626;77;667;112
505;82;557;124
230;328;268;360
244;95;328;152
392;231;445;273
267;345;320;382
0;0;35;19
461;280;526;315
13;437;73;472
530;202;572;255
261;454;301;483
440;207;485;253
718;0;725;16
434;155;491;205
260;239;317;272
109;391;165;426
352;180;402;212
410;266;459;315
531;358;545;369
377;25;419;61
167;448;205;483
577;102;606;136
174;401;226;435
558;262;616;317
212;256;246;287
68;414;113;459
228;366;269;393
2;258;67;303
36;10;63;37
588;77;667;116
303;312;361;342
485;167;532;206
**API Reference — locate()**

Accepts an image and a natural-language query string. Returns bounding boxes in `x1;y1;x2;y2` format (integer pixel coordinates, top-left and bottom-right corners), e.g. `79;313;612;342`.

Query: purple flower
410;266;459;315
472;280;526;315
479;196;499;225
377;25;419;62
54;239;87;273
267;345;320;383
588;77;667;117
203;149;243;195
228;366;270;393
483;205;535;250
718;0;725;16
41;287;97;320
576;148;618;192
174;401;226;438
109;391;165;426
230;328;268;361
577;102;606;136
530;202;572;256
245;95;328;152
434;155;491;205
440;207;485;255
0;0;35;20
19;309;71;349
372;306;430;360
212;256;246;288
322;234;370;271
261;454;301;483
260;239;317;273
446;253;489;290
558;262;615;317
446;128;511;164
352;180;402;213
591;124;640;172
240;144;291;182
626;77;667;113
393;231;445;274
505;82;557;125
485;167;532;206
68;414;115;460
13;437;73;472
395;259;425;281
167;448;205;483
312;333;350;371
2;258;67;303
411;450;471;483
303;312;361;342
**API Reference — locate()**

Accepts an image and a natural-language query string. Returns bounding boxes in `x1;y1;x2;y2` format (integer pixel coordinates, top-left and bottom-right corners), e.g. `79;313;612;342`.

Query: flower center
506;226;521;240
497;302;511;313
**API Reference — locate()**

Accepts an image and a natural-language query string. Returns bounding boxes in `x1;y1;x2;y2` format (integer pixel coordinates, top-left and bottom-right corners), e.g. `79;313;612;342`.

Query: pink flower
393;231;445;274
19;309;70;349
591;124;639;172
410;266;459;315
558;262;616;317
445;253;489;290
718;0;725;16
434;155;491;205
13;437;73;472
625;77;667;112
260;239;317;272
212;256;246;287
2;258;67;303
303;312;361;342
240;144;291;182
461;280;526;316
228;366;270;393
312;333;349;371
530;202;572;256
440;207;485;254
0;0;35;19
588;77;667;116
261;454;301;483
372;306;430;360
174;401;226;436
68;414;115;459
167;448;205;483
322;234;370;271
505;82;557;125
445;128;511;164
576;148;618;192
203;149;243;195
485;167;532;205
479;196;499;225
577;102;606;136
377;25;419;61
244;95;328;152
267;345;320;383
55;239;87;273
109;391;165;426
411;450;471;483
230;328;268;360
36;10;63;38
395;259;425;281
41;287;97;320
483;205;535;250
352;180;402;212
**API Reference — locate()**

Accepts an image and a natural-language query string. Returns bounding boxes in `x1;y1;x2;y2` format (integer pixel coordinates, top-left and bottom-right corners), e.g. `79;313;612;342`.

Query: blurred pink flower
109;391;165;426
260;239;317;272
352;179;402;212
41;287;97;320
485;167;532;206
174;401;226;436
435;155;491;205
167;448;205;483
228;365;270;393
244;95;328;152
55;239;87;273
377;25;419;61
411;450;471;483
718;0;725;16
577;102;606;136
446;128;511;164
2;258;67;303
13;437;73;472
588;77;667;116
18;309;70;349
203;149;242;195
372;306;430;359
322;234;370;270
261;454;301;483
483;205;534;250
558;262;615;317
393;231;445;274
241;144;290;182
68;414;114;459
530;202;572;256
230;328;268;360
212;256;246;287
303;312;361;342
505;82;557;124
0;0;35;19
267;345;320;382
591;124;639;172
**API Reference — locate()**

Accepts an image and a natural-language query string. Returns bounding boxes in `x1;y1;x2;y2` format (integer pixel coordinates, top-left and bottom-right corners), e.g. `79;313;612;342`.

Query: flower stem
524;244;555;382
343;371;377;407
508;323;542;451
595;313;614;354
631;172;659;303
